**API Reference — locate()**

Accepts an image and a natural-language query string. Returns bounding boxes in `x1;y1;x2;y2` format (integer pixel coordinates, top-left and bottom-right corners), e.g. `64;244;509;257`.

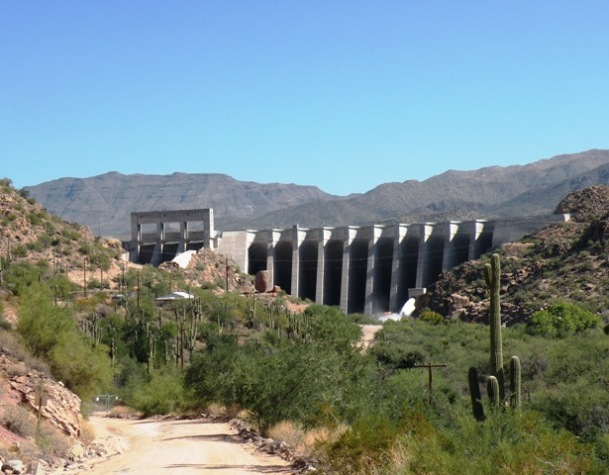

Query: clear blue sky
2;1;608;196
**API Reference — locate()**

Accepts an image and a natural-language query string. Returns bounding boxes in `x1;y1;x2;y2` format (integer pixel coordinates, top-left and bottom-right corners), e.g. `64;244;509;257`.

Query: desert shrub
371;342;425;373
303;304;362;351
0;332;51;375
37;421;72;457
27;211;42;226
12;245;27;258
26;240;43;252
184;334;240;406
0;314;11;331
348;313;376;324
319;414;410;474
0;405;36;438
61;227;81;241
49;331;113;399
126;368;185;416
36;233;53;249
418;307;446;325
432;411;597;474
268;421;348;458
531;333;609;437
526;301;602;337
17;282;112;398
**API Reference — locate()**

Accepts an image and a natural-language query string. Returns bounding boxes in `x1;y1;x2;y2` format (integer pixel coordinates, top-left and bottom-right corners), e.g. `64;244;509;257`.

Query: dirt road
62;416;293;475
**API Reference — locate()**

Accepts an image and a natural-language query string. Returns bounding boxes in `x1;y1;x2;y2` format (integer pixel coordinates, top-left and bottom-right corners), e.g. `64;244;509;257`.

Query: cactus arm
510;355;522;411
487;376;500;409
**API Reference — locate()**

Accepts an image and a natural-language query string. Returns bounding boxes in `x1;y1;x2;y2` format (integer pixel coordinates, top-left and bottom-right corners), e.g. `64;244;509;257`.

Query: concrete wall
129;209;215;265
215;214;568;315
126;208;568;316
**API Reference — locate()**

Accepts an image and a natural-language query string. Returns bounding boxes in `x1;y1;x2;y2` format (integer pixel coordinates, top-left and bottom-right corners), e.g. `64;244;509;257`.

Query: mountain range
24;149;609;239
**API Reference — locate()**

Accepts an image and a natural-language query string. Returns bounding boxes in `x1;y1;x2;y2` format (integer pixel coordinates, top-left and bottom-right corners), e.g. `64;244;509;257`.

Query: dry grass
0;331;51;376
268;421;348;458
384;439;414;475
79;419;96;446
37;420;72;458
0;405;37;438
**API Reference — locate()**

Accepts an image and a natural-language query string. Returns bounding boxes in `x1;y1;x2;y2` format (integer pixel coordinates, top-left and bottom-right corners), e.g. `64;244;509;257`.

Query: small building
155;291;195;304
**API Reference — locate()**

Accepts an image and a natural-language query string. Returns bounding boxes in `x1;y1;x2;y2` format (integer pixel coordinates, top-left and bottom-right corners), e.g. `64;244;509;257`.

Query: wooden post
412;363;447;405
225;257;229;292
35;384;47;445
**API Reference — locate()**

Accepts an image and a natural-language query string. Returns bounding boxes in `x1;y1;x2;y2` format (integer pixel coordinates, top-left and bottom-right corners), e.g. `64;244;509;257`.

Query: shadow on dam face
348;239;368;314
299;240;318;301
373;237;394;314
139;244;155;265
274;241;293;293
324;240;343;306
248;242;267;276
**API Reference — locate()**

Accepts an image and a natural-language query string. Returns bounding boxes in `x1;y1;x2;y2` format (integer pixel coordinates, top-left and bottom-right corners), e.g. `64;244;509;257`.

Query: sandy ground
53;416;293;475
357;324;382;350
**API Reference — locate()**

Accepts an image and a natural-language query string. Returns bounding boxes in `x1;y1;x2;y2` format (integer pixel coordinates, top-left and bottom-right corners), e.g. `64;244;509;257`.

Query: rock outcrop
1;354;82;438
420;186;609;324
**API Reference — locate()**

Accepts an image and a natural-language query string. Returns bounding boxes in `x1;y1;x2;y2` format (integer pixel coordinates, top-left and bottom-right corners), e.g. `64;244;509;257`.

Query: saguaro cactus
510;355;522;410
485;253;504;399
469;253;522;420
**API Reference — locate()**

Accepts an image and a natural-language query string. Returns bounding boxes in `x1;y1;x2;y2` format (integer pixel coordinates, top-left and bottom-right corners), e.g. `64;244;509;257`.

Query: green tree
526;301;601;337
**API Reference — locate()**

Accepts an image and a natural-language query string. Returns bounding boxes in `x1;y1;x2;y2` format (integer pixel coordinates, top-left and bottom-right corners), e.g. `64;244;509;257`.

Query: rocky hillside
420;185;609;325
159;248;254;294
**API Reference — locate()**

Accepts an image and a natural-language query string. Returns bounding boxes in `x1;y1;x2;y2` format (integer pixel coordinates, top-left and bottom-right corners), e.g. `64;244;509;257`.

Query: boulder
2;460;24;474
255;270;271;293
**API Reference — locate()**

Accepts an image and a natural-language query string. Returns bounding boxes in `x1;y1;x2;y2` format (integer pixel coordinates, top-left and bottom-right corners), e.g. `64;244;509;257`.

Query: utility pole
120;263;125;295
83;257;88;297
225;257;229;292
137;271;141;311
412;363;448;406
95;394;119;416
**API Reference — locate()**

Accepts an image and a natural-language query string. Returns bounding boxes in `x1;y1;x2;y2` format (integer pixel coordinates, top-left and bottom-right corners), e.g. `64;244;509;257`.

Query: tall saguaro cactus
469;253;522;420
484;253;505;400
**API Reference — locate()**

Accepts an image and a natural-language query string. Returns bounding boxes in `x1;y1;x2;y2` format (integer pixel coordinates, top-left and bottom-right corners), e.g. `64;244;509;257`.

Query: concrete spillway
127;208;569;315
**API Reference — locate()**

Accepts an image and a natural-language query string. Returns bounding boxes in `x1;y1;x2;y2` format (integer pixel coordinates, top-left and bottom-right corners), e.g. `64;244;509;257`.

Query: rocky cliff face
1;354;82;439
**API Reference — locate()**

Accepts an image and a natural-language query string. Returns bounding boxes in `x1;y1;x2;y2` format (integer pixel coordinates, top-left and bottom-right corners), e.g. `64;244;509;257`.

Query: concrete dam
128;209;569;316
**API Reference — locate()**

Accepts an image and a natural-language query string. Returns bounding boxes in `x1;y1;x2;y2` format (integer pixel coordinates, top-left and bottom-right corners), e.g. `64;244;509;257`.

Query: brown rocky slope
419;185;609;326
